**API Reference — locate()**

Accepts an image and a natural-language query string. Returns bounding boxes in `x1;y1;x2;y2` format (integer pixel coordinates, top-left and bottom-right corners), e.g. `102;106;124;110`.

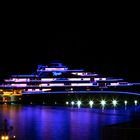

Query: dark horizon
0;31;139;82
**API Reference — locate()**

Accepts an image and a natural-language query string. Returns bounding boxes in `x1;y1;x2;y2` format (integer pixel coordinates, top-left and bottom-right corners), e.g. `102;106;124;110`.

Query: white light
134;100;138;105
89;101;93;105
71;83;93;86
124;100;128;106
89;101;94;105
124;100;127;105
100;100;106;106
112;100;117;107
89;100;94;108
77;101;81;106
66;101;69;105
100;100;106;110
71;101;74;105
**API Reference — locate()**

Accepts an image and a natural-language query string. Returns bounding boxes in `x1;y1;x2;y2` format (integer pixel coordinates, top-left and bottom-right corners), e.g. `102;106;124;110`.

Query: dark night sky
0;9;139;83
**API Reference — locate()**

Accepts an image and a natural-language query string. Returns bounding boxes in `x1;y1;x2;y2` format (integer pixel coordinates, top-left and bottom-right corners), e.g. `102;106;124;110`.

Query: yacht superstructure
0;62;140;104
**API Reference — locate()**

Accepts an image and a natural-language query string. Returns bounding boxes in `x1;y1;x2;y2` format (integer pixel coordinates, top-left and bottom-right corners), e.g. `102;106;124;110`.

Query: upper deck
1;61;139;91
11;62;99;78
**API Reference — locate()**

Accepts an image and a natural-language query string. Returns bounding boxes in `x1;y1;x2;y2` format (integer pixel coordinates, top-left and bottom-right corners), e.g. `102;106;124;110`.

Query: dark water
0;104;140;140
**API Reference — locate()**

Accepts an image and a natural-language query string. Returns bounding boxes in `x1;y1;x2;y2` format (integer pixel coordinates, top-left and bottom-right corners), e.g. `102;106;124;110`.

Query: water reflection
0;104;140;140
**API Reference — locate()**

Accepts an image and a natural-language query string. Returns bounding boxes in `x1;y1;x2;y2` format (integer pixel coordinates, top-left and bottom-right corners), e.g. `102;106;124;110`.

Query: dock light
100;100;106;106
100;100;106;110
134;100;138;106
112;100;117;107
124;100;127;105
1;135;9;140
66;101;69;105
77;101;81;108
71;101;74;106
89;101;94;108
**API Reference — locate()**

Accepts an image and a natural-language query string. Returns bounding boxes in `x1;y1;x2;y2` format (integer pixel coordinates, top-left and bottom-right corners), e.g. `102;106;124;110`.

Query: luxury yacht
0;61;140;106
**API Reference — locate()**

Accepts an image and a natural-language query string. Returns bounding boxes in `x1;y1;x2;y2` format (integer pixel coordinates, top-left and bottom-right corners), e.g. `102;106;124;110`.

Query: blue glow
53;71;62;76
1;104;140;139
1;62;140;106
23;90;140;96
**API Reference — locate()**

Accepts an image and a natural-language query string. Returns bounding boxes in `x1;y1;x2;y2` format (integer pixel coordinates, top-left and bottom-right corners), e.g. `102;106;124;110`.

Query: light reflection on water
0;104;140;140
